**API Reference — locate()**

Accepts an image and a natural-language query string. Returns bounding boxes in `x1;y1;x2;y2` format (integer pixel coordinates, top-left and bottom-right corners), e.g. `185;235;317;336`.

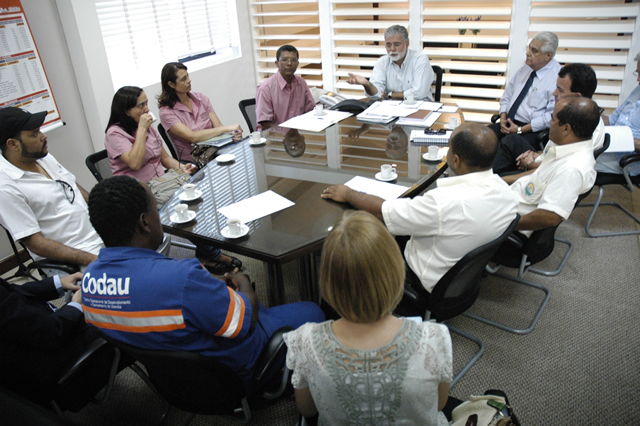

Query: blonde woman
283;211;452;425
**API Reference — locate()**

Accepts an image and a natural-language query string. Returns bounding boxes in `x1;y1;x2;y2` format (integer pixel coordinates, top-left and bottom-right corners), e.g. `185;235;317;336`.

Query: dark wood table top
159;114;455;264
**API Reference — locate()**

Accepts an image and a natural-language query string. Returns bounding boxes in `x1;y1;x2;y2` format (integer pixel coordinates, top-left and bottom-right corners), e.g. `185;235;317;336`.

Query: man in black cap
0;107;103;267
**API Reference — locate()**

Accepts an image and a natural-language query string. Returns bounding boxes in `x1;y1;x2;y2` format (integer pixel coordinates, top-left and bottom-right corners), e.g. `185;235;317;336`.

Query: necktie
507;71;537;121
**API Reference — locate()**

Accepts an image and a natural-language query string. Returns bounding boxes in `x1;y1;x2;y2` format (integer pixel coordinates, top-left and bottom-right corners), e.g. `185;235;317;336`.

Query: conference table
159;108;463;305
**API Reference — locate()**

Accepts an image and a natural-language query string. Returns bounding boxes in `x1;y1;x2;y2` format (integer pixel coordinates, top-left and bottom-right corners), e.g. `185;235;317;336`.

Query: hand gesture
179;162;197;175
347;73;367;86
60;272;82;292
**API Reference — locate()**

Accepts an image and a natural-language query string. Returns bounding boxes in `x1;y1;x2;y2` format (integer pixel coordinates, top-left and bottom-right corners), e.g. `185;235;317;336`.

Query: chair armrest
254;326;294;382
536;130;550;150
505;231;527;249
58;338;109;384
619;153;640;168
28;260;80;276
491;114;500;124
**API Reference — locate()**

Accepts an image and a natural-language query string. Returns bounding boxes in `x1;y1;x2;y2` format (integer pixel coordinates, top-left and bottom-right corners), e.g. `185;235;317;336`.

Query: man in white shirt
489;32;561;146
508;97;599;236
0;108;103;267
320;123;518;294
346;25;434;102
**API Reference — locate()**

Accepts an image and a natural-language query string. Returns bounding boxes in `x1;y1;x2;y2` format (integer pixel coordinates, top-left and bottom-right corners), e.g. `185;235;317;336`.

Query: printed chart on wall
0;0;62;132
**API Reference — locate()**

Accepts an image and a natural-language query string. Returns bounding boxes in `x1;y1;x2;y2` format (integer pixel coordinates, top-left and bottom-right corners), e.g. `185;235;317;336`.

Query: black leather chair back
432;65;443;102
238;98;257;133
85;149;111;182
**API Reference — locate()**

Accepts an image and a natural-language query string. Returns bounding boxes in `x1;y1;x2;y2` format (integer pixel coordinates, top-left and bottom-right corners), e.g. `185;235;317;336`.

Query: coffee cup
227;218;243;236
183;183;196;199
380;164;396;179
448;117;459;129
175;204;189;221
314;104;324;115
148;111;158;123
428;145;439;160
405;93;415;104
251;131;261;143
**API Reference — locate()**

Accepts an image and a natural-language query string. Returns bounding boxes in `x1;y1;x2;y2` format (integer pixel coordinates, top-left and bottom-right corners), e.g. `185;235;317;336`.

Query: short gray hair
634;52;640;62
385;25;409;42
532;31;559;56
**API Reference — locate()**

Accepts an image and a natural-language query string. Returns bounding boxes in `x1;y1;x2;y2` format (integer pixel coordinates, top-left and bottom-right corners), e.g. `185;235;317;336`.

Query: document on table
218;190;294;223
370;101;419;117
279;110;352;132
344;176;409;201
604;126;635;152
438;105;459;113
418;101;444;111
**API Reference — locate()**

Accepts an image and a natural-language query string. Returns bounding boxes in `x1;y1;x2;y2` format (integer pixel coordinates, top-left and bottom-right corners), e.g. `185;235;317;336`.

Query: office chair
2;226;80;282
157;123;180;160
577;152;640;237
99;327;293;425
238;98;257;133
431;65;443;103
397;215;520;387
85;149;110;183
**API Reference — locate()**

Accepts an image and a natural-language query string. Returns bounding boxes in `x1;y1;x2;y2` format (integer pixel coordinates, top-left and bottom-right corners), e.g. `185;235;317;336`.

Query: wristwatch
517;126;523;135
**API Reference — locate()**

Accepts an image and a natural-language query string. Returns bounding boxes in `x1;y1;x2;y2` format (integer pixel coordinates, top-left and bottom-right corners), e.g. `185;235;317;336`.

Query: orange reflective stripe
214;287;245;338
83;305;185;333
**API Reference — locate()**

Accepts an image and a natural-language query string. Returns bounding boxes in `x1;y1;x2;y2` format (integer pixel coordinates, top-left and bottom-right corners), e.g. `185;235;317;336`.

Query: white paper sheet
344;176;409;201
279;110;352;132
370;101;418;117
218;190;294;223
438;105;459;113
604;126;635;153
418;101;444;111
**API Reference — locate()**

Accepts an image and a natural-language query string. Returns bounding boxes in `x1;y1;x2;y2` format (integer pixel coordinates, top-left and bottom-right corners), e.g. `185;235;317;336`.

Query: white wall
0;0;258;263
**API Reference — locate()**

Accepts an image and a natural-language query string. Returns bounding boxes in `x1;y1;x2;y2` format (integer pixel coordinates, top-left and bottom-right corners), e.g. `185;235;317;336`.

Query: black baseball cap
0;107;47;145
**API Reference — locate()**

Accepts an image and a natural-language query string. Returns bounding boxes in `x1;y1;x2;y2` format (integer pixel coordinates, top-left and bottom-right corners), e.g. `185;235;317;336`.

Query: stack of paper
344;176;409;201
397;112;441;127
410;129;452;146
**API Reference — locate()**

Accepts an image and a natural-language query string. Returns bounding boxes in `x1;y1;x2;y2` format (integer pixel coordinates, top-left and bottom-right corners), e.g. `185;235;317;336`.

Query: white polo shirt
0;153;104;261
512;139;596;236
382;170;518;293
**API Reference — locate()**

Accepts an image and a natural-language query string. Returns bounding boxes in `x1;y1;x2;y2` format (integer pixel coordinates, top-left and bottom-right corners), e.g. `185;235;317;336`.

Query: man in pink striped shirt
255;45;316;131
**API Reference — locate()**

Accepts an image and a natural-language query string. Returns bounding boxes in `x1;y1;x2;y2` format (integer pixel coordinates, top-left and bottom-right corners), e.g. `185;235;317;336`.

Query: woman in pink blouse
158;62;243;161
105;86;242;274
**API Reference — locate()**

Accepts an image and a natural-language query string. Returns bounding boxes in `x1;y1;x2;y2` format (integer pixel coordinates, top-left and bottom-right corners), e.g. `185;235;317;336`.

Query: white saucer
314;111;328;116
422;152;445;162
216;154;236;163
170;210;196;224
375;172;398;182
179;189;202;202
221;224;250;239
403;100;417;106
249;137;267;146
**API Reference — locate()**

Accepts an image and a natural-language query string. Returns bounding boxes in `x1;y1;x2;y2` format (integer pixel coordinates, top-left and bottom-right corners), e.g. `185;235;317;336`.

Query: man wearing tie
489;32;561;146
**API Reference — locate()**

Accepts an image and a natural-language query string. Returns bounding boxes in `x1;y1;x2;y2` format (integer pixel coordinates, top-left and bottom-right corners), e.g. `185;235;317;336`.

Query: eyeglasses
278;58;299;64
56;180;75;204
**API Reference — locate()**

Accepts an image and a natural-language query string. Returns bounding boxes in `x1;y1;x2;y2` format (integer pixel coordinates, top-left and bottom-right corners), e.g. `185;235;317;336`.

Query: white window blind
96;0;240;90
529;0;640;114
249;0;322;88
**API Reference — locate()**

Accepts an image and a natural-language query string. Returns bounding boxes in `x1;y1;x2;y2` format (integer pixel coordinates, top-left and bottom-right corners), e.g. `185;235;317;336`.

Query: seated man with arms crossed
489;32;561;145
346;25;434;102
596;52;640;177
321;123;518;298
82;176;325;391
0;108;103;268
255;45;316;131
506;97;599;240
494;63;604;175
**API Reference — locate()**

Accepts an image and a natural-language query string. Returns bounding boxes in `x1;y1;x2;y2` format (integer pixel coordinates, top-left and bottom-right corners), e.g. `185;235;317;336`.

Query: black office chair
238;98;257;133
578;152;640;237
85;149;111;182
397;215;520;386
100;327;293;425
431;65;443;102
157;123;181;160
2;226;80;282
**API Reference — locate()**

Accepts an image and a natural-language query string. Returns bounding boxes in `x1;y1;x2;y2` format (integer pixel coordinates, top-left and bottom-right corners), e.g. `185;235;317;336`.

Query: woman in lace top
283;211;453;425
